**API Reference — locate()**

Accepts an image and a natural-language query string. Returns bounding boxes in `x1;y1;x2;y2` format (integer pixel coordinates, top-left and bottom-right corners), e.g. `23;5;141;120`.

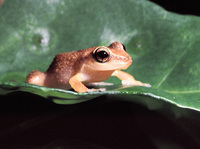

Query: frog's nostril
126;56;132;62
125;57;129;61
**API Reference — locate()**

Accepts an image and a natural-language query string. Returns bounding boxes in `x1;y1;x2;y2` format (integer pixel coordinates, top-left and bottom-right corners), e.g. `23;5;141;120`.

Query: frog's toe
122;80;151;88
144;83;151;87
99;88;106;92
87;88;106;92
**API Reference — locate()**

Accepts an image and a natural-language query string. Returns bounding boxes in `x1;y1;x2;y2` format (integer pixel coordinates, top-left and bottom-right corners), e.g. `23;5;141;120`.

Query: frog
26;41;151;93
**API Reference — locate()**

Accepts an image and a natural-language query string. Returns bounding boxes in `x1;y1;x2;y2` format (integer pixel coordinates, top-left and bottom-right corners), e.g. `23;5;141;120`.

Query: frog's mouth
88;59;132;71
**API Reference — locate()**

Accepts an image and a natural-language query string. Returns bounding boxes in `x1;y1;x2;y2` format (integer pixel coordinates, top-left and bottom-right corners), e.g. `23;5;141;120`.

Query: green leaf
1;0;200;111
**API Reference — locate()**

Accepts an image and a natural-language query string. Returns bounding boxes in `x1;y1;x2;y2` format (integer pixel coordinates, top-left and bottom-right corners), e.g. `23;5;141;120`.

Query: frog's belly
83;70;114;83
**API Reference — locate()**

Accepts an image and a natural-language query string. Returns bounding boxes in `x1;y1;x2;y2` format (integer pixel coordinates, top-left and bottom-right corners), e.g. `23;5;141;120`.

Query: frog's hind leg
26;70;46;86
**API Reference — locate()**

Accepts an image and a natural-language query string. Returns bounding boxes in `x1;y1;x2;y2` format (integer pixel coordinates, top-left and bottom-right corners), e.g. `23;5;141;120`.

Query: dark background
1;1;200;149
150;0;200;16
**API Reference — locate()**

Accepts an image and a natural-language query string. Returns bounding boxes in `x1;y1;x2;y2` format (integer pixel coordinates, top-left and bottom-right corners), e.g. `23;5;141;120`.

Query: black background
1;1;200;148
150;0;200;16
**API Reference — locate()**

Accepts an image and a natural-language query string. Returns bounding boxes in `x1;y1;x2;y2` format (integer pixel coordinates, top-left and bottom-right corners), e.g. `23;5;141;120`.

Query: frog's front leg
69;73;106;93
111;70;151;87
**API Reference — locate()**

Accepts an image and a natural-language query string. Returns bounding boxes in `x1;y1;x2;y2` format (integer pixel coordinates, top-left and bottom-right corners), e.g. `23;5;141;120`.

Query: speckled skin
27;48;94;89
26;42;150;92
45;48;95;89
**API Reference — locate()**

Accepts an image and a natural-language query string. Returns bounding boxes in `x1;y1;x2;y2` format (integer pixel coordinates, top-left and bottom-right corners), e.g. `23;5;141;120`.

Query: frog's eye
93;47;110;63
122;44;126;51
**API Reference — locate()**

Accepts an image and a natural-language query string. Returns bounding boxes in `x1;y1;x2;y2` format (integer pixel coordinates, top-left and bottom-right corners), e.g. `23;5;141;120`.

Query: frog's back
44;51;80;89
47;52;77;74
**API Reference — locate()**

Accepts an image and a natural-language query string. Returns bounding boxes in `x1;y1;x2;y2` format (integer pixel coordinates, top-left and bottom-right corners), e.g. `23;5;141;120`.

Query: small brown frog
26;42;150;93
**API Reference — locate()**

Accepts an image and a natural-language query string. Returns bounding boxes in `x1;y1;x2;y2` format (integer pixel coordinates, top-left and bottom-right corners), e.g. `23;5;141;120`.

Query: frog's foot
87;88;106;93
26;70;46;86
86;82;113;86
122;80;151;88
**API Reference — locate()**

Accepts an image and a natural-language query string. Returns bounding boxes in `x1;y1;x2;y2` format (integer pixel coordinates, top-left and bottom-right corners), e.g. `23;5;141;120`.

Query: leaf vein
167;90;200;94
156;45;190;88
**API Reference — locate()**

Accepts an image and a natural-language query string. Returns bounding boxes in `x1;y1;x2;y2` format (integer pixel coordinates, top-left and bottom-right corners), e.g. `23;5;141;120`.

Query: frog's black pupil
97;51;108;59
122;44;126;51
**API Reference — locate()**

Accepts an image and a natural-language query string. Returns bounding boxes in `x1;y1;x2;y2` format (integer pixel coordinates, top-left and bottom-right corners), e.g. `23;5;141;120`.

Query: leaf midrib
156;42;193;88
167;90;200;94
